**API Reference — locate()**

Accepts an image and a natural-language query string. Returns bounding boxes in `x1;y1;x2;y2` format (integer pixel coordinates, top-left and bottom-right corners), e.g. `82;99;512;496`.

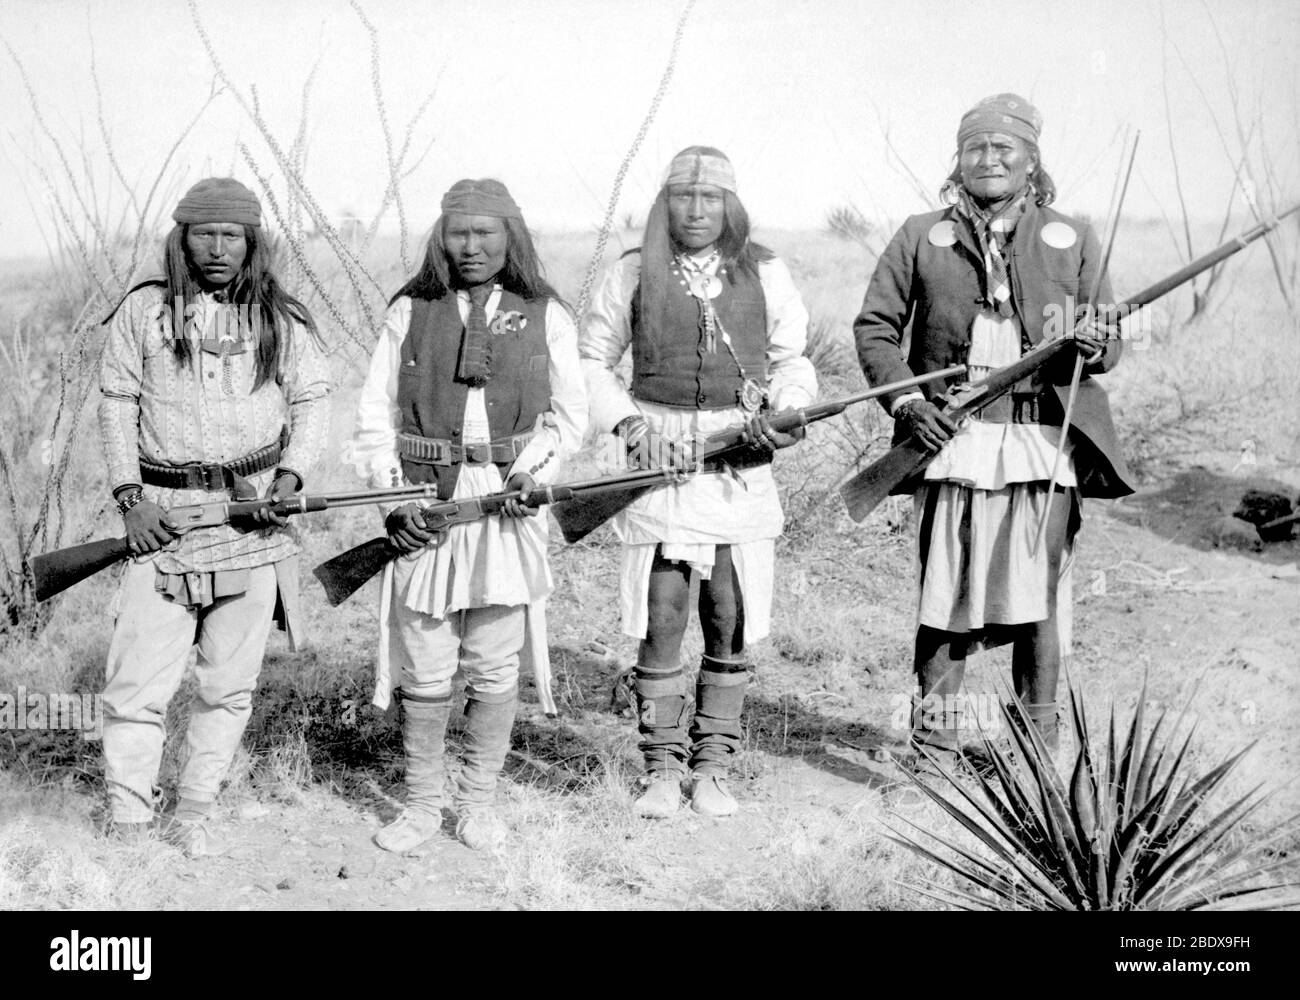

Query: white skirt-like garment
612;399;784;646
371;462;556;713
914;481;1075;646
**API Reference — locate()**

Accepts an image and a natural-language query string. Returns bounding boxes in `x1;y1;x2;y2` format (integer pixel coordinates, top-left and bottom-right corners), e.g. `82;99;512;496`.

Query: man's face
443;214;509;288
666;183;726;253
186;223;248;291
958;132;1035;206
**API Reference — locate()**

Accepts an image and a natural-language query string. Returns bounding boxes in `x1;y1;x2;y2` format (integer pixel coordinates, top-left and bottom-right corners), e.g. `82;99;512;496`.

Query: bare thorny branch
577;0;698;325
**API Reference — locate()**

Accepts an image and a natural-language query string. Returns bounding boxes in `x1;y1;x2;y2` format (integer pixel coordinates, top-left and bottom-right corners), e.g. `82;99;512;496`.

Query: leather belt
140;426;288;490
398;430;533;467
972;391;1061;425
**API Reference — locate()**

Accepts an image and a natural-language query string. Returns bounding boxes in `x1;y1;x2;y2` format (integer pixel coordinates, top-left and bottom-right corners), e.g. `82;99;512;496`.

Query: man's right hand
385;502;434;553
896;399;959;452
616;415;695;473
124;500;178;555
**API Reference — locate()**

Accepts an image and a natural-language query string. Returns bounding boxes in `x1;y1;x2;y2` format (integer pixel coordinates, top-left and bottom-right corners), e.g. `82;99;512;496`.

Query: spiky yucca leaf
886;681;1300;911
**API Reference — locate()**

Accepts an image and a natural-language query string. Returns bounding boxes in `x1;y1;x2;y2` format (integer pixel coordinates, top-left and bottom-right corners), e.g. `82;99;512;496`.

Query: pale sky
1;0;1297;261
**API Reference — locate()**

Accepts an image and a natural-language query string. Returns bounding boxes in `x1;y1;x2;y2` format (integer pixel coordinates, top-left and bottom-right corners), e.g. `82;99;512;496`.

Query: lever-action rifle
311;464;726;606
28;482;456;602
839;203;1300;522
312;363;965;606
550;365;967;545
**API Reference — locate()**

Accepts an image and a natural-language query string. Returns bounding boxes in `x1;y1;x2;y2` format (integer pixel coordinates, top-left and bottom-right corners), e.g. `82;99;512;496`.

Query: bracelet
116;490;145;516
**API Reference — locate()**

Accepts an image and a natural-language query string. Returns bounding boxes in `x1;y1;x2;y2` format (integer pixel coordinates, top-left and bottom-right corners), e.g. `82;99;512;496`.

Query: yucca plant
887;681;1300;910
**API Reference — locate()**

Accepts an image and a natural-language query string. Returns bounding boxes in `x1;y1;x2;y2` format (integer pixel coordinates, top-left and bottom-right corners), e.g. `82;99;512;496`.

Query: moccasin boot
911;647;965;755
375;694;452;855
635;776;683;818
687;657;749;778
159;799;226;859
689;773;738;817
633;668;689;780
453;687;517;851
1023;701;1061;754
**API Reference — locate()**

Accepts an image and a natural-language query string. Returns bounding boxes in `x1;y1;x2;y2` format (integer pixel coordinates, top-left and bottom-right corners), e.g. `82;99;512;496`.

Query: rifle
312;365;966;605
840;202;1300;522
28;483;455;602
549;365;967;545
312;464;722;606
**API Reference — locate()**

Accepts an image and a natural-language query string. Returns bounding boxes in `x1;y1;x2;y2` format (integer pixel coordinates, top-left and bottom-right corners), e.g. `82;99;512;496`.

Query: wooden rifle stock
311;470;684;606
550;364;967;544
840;202;1300;522
26;484;444;602
30;536;134;603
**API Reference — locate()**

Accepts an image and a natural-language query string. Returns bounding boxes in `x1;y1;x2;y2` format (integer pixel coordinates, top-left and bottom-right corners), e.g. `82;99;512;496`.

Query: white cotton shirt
922;310;1077;490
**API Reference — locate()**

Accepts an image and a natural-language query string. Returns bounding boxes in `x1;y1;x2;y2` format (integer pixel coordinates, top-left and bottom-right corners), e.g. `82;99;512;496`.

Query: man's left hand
501;472;540;519
252;472;301;527
740;412;804;453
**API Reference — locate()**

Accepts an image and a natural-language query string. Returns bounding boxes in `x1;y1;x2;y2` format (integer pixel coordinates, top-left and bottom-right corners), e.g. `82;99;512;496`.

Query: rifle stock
551;364;967;544
311;470;681;604
312;535;396;606
27;485;433;602
30;536;133;603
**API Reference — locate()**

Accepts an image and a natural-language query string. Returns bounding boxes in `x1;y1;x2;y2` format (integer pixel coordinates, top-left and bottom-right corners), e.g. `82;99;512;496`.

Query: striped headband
663;151;737;193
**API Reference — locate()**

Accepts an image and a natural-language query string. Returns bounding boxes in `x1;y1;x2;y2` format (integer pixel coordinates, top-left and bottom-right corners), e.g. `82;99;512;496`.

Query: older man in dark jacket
854;94;1133;764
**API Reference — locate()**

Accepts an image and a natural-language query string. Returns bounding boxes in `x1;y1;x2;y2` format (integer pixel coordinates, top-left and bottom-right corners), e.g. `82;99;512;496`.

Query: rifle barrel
796;364;968;418
1122;203;1300;311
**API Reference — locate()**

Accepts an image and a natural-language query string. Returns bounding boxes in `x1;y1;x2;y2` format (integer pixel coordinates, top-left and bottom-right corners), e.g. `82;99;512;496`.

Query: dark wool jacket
853;200;1135;498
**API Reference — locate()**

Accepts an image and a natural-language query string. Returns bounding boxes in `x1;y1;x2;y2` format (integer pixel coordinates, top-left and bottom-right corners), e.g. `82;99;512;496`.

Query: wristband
116;490;145;517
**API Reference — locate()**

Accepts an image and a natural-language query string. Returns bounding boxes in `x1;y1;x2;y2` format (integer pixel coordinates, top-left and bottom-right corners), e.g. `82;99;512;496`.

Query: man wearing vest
582;147;817;818
352;178;587;854
99;177;331;857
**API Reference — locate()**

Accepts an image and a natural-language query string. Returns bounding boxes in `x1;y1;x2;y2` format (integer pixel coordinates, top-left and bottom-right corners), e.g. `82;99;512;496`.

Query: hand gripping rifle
310;465;722;606
839;201;1300;522
28;483;459;602
549;365;967;545
311;365;966;605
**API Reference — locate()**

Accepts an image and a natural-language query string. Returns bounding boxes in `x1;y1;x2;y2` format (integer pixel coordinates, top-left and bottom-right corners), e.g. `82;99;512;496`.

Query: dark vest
396;289;550;498
630;260;768;409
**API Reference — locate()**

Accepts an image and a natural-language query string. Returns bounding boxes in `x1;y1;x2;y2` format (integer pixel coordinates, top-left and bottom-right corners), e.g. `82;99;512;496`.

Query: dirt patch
1110;466;1300;563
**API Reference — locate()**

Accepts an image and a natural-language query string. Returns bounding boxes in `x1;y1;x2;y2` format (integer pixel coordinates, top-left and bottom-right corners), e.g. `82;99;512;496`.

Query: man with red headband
582;147;816;818
854;95;1133;769
99;177;331;855
352;178;586;854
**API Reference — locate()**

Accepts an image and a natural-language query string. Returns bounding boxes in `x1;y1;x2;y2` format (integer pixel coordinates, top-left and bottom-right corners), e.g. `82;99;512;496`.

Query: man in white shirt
582;147;817;818
351;178;587;853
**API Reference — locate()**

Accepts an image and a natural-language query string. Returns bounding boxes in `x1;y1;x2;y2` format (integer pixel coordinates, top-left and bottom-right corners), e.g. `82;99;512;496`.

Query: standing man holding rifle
350;179;587;854
99;177;331;855
581;146;817;817
853;95;1134;768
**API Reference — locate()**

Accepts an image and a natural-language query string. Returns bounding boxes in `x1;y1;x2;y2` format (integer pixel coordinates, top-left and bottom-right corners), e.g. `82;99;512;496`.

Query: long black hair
940;140;1058;208
154;223;319;390
391;214;564;306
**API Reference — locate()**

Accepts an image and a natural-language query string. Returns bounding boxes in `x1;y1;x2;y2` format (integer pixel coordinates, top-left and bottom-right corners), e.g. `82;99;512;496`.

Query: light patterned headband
663;152;737;193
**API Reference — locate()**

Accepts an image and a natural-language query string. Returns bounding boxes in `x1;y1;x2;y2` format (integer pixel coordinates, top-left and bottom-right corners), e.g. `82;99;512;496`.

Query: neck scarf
456;283;494;387
954;186;1029;319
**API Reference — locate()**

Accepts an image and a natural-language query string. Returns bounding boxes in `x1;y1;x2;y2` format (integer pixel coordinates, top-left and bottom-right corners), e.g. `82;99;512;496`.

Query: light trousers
102;559;278;823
